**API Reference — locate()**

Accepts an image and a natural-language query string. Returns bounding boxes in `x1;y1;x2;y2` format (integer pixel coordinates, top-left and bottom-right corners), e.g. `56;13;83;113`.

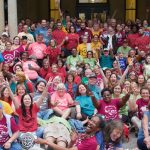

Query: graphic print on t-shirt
104;105;117;120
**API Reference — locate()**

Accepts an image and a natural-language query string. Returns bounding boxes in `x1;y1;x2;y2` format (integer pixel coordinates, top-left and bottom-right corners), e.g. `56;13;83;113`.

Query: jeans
36;127;44;138
37;109;53;120
0;142;22;150
137;137;148;150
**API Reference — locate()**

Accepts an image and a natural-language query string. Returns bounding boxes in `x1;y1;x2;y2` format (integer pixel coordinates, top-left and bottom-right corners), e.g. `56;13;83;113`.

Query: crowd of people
0;14;150;150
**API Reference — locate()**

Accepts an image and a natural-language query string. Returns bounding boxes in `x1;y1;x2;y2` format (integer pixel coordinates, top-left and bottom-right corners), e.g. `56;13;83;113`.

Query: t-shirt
66;33;79;50
98;99;120;120
18;32;35;43
28;42;47;59
0;116;19;145
2;50;15;63
117;46;131;57
66;55;83;68
22;60;39;80
16;103;39;132
118;57;127;71
76;135;98;150
75;95;95;117
136;98;150;119
51;92;72;111
0;100;13;115
99;55;114;69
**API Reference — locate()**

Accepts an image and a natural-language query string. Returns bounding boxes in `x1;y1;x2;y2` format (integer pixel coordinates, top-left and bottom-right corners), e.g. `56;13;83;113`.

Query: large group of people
0;13;150;150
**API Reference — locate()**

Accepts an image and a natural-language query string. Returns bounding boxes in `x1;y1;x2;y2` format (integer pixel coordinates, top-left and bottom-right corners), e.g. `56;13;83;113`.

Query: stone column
0;0;5;35
8;0;18;40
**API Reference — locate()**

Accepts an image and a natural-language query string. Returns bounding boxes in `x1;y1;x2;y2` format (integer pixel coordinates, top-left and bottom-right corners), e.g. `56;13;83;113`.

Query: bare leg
57;137;67;148
62;108;71;119
46;137;55;150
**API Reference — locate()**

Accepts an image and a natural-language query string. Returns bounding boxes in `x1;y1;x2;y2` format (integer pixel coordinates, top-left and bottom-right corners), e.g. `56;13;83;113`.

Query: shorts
43;122;71;144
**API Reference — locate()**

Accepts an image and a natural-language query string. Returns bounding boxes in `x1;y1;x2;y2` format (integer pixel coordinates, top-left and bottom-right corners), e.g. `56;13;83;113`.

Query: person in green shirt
117;39;131;57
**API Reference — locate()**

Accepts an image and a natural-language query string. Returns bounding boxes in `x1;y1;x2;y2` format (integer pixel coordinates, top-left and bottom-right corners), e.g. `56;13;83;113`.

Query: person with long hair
4;78;51;144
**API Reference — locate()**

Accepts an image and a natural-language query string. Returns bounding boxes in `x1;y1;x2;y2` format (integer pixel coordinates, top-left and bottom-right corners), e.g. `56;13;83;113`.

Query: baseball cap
88;73;97;78
2;32;9;37
104;48;109;51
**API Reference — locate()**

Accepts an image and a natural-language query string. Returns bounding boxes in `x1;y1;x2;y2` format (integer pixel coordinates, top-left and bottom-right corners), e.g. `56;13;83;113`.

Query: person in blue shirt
87;73;101;99
35;19;48;45
75;84;97;119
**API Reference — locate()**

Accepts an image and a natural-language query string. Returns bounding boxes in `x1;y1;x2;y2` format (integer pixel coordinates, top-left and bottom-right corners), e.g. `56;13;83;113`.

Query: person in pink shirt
91;88;130;121
51;83;76;119
22;55;40;82
28;34;47;66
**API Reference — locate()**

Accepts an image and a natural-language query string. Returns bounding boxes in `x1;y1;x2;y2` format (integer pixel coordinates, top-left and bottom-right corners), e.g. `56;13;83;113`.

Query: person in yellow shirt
91;23;103;37
0;100;13;115
77;36;91;58
91;34;102;60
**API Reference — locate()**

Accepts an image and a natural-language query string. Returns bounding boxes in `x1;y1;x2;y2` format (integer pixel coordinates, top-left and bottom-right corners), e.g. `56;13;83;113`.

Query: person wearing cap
87;73;101;99
0;102;21;150
117;39;131;57
99;48;114;69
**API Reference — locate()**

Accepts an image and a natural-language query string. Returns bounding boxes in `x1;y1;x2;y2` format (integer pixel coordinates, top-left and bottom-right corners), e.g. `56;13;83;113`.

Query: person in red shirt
39;58;51;79
135;28;150;52
127;25;140;48
91;88;130;121
45;64;65;82
57;59;66;78
44;39;61;65
52;22;66;47
0;102;21;150
5;79;51;134
65;25;79;56
77;22;92;44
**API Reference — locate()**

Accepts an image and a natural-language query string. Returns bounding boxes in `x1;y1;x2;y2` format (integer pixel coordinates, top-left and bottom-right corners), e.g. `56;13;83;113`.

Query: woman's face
68;75;73;83
86;116;100;133
113;61;118;68
21;53;28;61
57;88;65;97
138;75;144;84
23;94;32;107
13;37;20;45
141;89;150;100
15;66;22;72
6;42;12;50
70;27;75;33
17;86;25;96
87;52;93;58
146;56;150;64
37;82;46;92
43;61;49;69
146;79;150;88
2;64;9;72
110;128;122;142
58;61;63;67
50;40;55;47
103;91;111;102
79;84;87;94
129;72;136;80
114;85;121;95
110;74;117;83
124;81;131;88
105;70;111;78
3;88;9;97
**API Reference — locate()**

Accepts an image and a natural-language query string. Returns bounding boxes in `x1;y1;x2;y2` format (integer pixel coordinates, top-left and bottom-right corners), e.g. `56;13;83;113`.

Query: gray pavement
122;133;138;150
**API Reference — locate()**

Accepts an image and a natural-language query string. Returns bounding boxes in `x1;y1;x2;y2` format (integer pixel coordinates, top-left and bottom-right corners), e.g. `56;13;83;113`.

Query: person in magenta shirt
91;88;130;121
35;115;105;150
